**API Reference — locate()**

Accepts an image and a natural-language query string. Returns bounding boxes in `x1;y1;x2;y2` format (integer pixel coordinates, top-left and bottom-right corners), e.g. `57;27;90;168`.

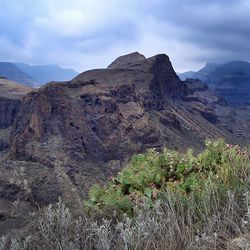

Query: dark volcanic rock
184;78;209;92
75;54;190;108
0;98;21;129
182;78;250;138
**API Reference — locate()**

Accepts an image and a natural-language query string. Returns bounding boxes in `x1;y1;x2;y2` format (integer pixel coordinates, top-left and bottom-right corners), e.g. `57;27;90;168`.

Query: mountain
0;62;78;87
0;62;38;87
177;70;196;80
178;63;220;81
179;61;250;105
15;63;78;85
0;52;250;234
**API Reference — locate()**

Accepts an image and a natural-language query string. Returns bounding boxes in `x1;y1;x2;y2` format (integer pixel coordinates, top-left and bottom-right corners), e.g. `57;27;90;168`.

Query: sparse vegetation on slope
1;139;250;250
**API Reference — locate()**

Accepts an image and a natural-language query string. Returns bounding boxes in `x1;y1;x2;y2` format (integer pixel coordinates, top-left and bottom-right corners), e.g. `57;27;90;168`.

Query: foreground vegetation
1;139;250;249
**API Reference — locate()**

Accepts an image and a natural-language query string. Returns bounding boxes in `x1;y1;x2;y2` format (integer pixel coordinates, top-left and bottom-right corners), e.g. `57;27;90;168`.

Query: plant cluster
85;139;249;216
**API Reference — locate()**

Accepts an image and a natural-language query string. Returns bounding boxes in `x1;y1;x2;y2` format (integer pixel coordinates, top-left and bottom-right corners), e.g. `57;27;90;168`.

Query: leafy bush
85;139;249;215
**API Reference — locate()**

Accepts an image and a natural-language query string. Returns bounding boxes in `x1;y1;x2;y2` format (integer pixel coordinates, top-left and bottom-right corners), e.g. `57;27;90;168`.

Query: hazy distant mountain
179;63;221;82
179;61;250;105
0;62;78;87
0;62;38;87
15;63;78;85
178;70;196;80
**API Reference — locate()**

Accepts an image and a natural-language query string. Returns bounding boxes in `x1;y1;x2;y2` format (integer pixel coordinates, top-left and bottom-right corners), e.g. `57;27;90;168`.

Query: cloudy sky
1;0;250;72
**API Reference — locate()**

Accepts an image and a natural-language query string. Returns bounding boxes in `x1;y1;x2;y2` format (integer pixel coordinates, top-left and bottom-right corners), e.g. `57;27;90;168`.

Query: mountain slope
179;61;250;105
15;63;78;85
0;77;32;99
0;62;37;87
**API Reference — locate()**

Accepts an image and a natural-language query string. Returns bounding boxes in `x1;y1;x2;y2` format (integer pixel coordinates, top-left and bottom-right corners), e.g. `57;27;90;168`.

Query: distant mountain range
0;62;78;87
179;61;250;106
15;63;78;86
0;62;37;87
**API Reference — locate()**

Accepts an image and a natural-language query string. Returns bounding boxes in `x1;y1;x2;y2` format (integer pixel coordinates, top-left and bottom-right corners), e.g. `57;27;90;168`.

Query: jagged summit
107;52;146;69
73;52;186;101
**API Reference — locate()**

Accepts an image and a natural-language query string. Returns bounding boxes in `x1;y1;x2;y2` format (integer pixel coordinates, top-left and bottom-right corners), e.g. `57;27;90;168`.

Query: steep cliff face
0;98;21;129
0;78;32;151
74;54;190;109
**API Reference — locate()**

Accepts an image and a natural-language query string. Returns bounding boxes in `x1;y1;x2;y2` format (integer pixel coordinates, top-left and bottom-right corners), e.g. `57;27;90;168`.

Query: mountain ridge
179;60;250;105
0;62;78;87
0;62;38;87
15;63;78;86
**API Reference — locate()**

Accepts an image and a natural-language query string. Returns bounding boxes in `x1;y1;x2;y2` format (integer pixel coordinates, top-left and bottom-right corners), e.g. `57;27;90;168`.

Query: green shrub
85;139;249;215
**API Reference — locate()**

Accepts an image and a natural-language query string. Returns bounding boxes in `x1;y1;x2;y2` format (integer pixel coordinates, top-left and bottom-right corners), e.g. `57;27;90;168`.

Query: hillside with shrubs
1;139;250;250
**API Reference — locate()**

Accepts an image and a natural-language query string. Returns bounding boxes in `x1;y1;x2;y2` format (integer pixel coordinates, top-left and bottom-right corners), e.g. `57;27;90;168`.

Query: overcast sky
1;0;250;72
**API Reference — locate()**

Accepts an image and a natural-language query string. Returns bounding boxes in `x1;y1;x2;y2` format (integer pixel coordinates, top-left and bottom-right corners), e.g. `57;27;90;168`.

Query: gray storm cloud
0;0;249;72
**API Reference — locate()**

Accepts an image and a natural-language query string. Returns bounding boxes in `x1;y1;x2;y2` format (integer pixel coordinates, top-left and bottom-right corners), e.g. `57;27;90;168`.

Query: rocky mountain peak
74;53;186;101
107;52;146;69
